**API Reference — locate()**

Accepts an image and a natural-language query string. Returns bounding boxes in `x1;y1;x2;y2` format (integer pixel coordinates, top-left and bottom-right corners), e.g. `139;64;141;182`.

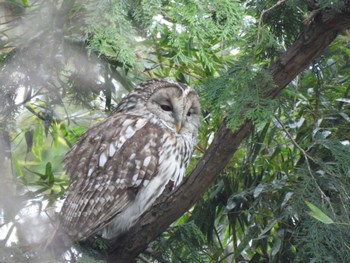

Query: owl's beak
176;122;182;133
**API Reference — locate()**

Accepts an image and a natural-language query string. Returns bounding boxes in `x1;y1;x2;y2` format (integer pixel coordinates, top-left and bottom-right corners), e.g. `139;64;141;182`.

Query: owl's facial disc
147;86;199;133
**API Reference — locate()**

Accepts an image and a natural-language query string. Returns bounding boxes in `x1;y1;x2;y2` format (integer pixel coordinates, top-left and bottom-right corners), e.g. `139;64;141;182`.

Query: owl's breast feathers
60;113;192;241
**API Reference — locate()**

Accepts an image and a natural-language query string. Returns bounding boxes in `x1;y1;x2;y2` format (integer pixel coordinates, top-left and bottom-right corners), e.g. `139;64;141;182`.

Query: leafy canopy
1;0;350;262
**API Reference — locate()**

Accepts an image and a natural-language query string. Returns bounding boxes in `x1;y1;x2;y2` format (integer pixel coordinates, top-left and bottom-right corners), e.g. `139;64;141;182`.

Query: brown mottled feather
60;114;165;240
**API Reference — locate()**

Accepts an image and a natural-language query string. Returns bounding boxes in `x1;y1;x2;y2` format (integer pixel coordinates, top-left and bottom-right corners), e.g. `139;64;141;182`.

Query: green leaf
24;167;47;180
21;0;29;7
12;154;24;178
271;238;282;257
45;162;55;186
51;121;59;149
305;201;335;225
32;123;43;160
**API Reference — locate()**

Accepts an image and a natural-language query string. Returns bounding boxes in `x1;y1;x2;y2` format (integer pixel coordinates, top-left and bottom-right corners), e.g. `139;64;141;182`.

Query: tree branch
106;8;350;263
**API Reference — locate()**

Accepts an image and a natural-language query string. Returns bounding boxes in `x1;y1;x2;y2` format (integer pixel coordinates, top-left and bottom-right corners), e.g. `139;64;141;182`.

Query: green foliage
247;0;305;58
154;0;242;68
203;58;277;128
319;138;350;175
153;222;208;262
293;167;350;263
83;0;243;77
1;0;350;262
85;1;137;67
317;0;345;9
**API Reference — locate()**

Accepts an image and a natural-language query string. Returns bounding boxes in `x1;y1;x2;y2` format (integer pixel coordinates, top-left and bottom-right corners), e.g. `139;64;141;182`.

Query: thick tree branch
106;9;350;263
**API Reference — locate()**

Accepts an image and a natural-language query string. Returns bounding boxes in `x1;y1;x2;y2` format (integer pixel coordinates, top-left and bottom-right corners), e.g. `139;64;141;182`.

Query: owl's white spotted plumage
60;78;200;241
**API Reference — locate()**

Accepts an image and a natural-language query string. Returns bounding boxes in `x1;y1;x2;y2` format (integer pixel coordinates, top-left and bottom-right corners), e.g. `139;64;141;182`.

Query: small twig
274;115;336;216
257;0;287;42
274;115;315;162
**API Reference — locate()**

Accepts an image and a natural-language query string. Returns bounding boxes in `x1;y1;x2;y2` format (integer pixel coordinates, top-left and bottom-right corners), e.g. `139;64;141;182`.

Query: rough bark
106;9;350;263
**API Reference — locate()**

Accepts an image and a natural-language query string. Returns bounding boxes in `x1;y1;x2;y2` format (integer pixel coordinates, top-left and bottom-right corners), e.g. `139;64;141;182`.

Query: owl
59;78;200;242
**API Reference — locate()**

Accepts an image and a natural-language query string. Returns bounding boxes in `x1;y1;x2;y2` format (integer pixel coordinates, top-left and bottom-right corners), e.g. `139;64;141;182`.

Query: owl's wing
60;114;165;240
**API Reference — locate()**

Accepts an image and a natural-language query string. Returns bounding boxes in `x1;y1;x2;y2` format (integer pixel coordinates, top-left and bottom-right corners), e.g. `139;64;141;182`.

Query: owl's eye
160;104;173;112
187;111;192;116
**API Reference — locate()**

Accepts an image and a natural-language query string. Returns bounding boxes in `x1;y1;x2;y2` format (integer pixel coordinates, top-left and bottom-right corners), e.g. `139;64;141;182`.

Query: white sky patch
12;71;28;104
135;36;145;42
111;78;122;92
289;117;305;129
336;98;350;103
153;14;173;27
341;140;350;145
230;48;240;56
152;14;185;37
243;15;256;24
15;85;26;104
0;221;17;246
98;75;105;84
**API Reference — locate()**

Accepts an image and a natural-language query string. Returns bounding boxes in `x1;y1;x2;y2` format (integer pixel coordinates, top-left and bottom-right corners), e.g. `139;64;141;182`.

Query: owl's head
116;78;200;137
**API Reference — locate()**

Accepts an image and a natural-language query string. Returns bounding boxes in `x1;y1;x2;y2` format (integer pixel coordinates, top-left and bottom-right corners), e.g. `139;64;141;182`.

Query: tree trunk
106;9;350;263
